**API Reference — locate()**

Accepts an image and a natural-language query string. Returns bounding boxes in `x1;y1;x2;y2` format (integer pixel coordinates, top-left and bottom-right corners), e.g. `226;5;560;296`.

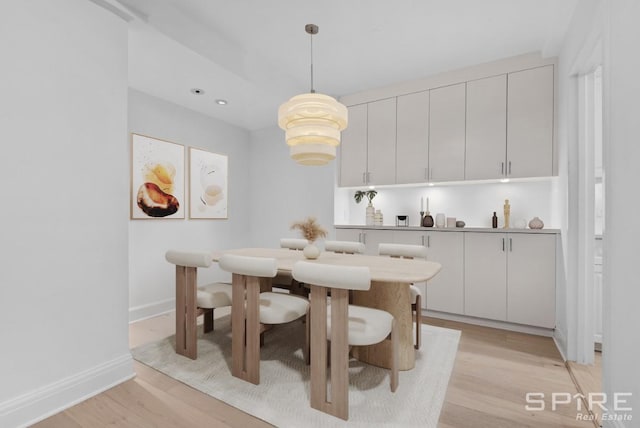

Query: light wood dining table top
211;247;442;283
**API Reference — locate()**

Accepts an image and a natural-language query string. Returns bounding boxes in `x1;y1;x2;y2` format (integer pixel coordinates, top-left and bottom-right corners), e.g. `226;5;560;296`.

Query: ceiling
115;0;578;131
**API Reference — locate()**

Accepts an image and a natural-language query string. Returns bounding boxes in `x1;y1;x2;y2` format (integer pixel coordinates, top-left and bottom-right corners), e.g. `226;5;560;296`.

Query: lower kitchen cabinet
393;230;464;314
334;228;393;256
464;232;556;328
335;227;557;330
464;233;508;321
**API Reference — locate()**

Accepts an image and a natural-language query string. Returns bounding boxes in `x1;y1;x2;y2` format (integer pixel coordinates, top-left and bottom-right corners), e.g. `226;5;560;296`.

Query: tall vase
365;203;375;226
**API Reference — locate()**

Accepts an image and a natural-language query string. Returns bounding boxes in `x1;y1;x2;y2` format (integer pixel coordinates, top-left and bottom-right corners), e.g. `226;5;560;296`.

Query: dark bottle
422;211;434;227
492;212;498;228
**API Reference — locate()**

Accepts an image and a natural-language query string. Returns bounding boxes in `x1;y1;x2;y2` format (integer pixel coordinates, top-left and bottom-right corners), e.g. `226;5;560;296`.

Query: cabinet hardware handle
362;232;366;244
362;172;366;183
502;238;505;252
429;168;433;180
501;162;504;175
358;232;362;242
366;172;371;183
424;167;428;180
427;235;431;247
508;161;512;175
509;238;513;252
421;235;425;246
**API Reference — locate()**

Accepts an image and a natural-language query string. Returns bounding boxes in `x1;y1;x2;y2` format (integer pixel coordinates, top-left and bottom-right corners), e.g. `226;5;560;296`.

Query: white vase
366;203;375;226
303;243;320;260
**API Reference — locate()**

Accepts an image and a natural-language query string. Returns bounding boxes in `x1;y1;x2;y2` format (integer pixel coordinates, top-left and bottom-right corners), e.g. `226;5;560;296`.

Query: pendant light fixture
278;24;348;166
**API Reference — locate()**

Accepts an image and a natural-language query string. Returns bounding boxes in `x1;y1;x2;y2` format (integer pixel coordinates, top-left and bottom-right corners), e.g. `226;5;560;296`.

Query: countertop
334;224;560;234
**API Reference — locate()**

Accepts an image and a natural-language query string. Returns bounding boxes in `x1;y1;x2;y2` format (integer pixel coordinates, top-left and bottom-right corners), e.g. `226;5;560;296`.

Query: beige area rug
131;316;460;427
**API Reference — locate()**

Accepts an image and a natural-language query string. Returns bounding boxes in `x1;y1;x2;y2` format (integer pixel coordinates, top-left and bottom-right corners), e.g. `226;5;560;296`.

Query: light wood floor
34;312;598;428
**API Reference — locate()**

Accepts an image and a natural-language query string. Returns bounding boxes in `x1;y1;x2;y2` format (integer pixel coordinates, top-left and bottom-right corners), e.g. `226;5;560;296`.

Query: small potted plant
290;216;327;259
354;190;377;225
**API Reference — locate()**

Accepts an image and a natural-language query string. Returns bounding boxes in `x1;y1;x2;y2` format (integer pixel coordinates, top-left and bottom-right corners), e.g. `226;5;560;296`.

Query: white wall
128;89;252;321
335;180;558;229
0;1;132;426
249;127;336;247
602;0;640;423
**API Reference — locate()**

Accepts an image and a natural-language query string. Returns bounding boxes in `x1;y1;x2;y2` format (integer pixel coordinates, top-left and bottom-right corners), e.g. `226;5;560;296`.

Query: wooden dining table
211;247;441;384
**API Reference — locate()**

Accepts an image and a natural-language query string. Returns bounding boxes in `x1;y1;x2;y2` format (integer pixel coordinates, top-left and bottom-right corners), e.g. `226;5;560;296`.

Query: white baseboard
0;353;135;428
129;298;175;323
423;310;555;337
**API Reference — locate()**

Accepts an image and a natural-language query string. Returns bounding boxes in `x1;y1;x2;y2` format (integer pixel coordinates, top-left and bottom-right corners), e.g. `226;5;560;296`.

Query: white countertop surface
334;225;560;234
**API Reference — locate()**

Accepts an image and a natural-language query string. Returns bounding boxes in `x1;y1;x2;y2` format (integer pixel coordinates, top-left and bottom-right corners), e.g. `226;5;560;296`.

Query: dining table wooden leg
351;281;415;370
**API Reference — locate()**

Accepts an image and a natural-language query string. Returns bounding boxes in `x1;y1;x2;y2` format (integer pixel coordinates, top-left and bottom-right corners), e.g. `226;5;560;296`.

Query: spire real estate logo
525;392;633;422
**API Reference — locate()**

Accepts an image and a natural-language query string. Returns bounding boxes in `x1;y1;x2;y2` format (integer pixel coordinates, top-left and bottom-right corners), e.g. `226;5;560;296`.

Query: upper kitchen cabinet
429;83;466;182
339;104;368;187
367;98;397;185
339;99;396;187
396;91;429;184
506;65;554;178
465;75;508;180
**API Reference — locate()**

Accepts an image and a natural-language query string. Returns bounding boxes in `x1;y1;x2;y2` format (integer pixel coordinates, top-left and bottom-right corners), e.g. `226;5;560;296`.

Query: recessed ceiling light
215;99;228;105
190;88;205;95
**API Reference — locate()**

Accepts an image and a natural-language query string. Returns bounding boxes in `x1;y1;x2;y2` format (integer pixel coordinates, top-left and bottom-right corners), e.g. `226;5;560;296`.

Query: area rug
131;316;460;427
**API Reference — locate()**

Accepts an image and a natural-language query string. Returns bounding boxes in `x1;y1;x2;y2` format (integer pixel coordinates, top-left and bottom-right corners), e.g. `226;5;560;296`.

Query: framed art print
130;133;185;219
189;147;228;219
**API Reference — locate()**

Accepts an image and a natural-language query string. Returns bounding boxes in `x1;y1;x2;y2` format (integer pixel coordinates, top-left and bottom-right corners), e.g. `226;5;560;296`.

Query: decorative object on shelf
503;199;511;229
492;212;498;228
290;216;328;259
396;215;409;227
514;219;527;229
354;190;378;226
528;217;544;229
455;220;465;228
374;210;383;226
278;24;348;166
435;213;445;228
446;217;456;228
421;197;434;227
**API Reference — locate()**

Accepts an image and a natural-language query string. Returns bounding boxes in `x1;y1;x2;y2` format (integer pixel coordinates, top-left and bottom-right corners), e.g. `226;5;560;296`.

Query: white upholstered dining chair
292;261;398;421
165;249;233;359
218;253;310;384
272;238;309;296
378;243;427;349
324;240;366;254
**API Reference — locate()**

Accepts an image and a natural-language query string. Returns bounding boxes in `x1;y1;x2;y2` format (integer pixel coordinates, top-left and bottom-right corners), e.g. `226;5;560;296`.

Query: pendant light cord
309;31;315;93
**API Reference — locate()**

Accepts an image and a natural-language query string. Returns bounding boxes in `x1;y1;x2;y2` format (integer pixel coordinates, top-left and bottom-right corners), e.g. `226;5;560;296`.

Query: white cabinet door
465;75;507;180
360;229;394;255
464;232;507;321
424;231;464;314
367;98;397;185
392;231;464;314
335;228;363;244
429;83;466;182
507;65;554;178
506;234;556;328
339;104;368;187
397;91;429;184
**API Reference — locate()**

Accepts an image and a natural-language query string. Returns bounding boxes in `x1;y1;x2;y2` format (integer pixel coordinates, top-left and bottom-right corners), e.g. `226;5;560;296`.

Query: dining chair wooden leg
413;294;422;350
232;273;261;384
304;306;310;365
391;319;399;392
175;265;198;360
203;308;214;333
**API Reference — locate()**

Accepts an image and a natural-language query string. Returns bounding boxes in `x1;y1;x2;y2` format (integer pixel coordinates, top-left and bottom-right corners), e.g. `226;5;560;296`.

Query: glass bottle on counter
492;212;498;228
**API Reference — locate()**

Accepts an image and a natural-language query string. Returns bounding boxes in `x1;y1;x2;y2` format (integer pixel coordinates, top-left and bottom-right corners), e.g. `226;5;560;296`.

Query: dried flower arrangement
290;216;328;242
